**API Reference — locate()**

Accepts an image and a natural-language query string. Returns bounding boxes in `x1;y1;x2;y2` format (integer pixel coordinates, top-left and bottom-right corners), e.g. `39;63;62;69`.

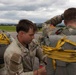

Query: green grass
0;26;16;32
0;26;42;32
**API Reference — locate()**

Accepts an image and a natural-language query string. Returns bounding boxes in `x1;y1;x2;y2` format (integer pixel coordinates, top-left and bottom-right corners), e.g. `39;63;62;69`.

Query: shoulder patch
11;53;21;64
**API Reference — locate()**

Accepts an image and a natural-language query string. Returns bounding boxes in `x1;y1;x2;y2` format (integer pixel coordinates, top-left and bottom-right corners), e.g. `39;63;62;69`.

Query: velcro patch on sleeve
10;53;21;64
10;53;22;72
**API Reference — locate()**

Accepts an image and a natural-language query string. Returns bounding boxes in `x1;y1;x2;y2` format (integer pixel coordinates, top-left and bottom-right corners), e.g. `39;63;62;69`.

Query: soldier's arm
45;13;64;26
36;44;47;65
8;53;46;75
8;53;35;75
35;44;54;75
31;39;47;64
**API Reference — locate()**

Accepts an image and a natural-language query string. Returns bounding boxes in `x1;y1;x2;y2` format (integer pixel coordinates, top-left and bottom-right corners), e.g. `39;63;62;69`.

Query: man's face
22;28;35;44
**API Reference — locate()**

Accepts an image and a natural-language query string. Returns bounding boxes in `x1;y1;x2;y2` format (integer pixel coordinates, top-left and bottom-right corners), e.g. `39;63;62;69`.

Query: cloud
0;0;76;23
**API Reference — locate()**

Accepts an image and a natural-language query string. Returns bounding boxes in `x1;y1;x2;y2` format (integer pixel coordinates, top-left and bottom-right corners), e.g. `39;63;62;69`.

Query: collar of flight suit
67;27;76;34
15;37;29;54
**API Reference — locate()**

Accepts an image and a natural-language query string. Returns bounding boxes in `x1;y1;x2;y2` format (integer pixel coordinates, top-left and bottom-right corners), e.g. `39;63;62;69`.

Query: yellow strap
0;33;10;44
42;36;76;62
56;36;76;48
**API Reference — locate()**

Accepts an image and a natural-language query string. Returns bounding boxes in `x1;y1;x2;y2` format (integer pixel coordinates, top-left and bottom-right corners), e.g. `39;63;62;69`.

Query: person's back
55;7;76;75
42;7;76;75
48;35;76;75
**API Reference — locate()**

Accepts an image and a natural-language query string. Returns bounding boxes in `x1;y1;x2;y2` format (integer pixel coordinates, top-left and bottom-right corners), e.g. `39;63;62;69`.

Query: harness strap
0;33;10;44
42;36;76;62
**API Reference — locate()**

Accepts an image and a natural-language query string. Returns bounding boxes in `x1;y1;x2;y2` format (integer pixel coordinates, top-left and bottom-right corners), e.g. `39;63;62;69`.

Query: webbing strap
0;33;10;44
56;36;76;48
42;36;76;62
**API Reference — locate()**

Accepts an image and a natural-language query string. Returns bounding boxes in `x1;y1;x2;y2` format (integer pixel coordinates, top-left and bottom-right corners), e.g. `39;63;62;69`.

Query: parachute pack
42;35;76;62
0;30;11;64
42;23;76;62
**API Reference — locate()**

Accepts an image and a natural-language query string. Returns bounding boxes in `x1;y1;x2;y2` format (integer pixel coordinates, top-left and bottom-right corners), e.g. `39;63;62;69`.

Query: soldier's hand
38;66;47;75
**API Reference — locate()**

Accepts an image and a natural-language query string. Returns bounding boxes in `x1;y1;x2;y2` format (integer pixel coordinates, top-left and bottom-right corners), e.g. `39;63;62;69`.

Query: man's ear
19;31;25;36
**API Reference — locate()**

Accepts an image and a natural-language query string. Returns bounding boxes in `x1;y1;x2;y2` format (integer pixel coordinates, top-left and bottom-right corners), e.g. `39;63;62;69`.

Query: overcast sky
0;0;76;24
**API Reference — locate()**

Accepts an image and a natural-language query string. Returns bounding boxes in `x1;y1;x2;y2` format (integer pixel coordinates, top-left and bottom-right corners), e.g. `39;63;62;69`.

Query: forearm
45;14;64;26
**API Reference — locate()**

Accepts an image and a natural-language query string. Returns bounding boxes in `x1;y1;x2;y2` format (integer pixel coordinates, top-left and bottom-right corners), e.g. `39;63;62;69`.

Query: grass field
0;26;16;32
0;25;65;32
0;26;42;32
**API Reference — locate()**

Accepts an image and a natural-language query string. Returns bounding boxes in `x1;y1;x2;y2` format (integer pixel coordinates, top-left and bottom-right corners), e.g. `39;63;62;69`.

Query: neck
17;35;26;46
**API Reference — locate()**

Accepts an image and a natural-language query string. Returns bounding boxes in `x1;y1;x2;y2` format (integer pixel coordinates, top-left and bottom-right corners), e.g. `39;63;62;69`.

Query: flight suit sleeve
9;53;34;75
45;13;64;26
36;45;47;65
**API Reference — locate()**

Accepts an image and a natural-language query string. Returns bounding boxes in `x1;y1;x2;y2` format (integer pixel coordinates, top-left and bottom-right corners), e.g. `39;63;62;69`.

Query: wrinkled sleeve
8;53;34;75
36;45;47;64
45;14;64;26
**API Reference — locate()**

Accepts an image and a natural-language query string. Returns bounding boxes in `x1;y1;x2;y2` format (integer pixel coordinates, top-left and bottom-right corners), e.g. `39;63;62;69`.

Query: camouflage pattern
41;13;64;43
45;14;64;26
42;23;76;45
42;13;64;38
41;23;60;45
4;38;46;75
42;25;76;75
59;27;76;35
0;30;14;75
42;14;76;75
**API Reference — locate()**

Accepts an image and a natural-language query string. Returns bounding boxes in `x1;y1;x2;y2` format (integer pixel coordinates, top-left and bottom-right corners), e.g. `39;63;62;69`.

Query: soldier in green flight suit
42;7;76;75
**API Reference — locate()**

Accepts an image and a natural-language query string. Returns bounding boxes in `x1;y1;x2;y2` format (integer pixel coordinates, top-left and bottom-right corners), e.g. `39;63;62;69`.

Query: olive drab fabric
47;35;76;75
42;23;76;46
45;57;55;75
0;30;14;75
4;38;46;75
42;25;76;75
45;14;64;26
41;13;76;75
42;28;76;75
41;23;61;46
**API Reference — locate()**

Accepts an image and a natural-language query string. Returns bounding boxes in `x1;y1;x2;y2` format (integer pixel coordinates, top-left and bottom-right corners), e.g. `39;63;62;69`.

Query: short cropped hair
64;8;76;21
16;19;37;33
